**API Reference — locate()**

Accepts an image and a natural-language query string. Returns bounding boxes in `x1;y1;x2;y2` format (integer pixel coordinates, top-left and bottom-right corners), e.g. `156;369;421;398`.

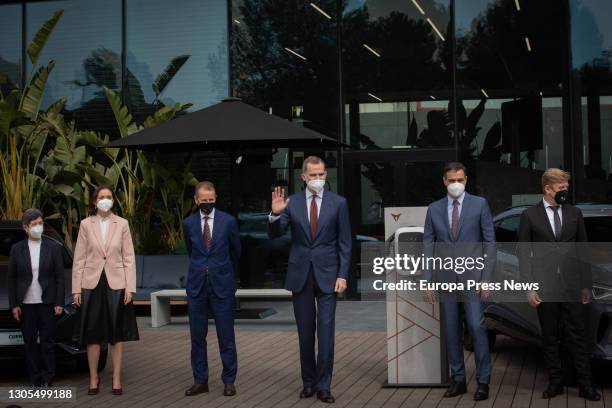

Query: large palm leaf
0;89;28;138
103;85;139;138
152;55;190;101
26;10;64;68
20;61;56;120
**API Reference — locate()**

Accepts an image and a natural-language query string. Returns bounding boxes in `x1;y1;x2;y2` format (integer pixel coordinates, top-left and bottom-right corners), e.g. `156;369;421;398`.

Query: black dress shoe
185;383;209;396
317;390;335;403
542;383;563;399
579;386;601;401
473;383;489;401
300;387;315;398
443;381;467;398
223;383;236;396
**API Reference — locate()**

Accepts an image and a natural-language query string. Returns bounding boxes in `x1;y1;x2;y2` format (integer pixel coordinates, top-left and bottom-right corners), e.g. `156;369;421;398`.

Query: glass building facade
2;0;612;296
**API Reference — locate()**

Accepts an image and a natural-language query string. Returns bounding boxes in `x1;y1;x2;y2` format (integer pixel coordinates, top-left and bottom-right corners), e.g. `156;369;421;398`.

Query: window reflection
26;0;121;135
126;0;228;122
571;0;612;203
231;0;339;138
461;97;564;170
0;4;21;94
346;100;453;149
360;162;393;226
455;0;566;213
343;0;452;149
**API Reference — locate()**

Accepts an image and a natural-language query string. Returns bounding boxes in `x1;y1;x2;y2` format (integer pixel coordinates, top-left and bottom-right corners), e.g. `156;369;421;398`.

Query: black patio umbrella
105;97;345;151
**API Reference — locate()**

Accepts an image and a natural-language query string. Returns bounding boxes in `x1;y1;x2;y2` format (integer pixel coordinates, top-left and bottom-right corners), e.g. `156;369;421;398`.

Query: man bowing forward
268;156;352;404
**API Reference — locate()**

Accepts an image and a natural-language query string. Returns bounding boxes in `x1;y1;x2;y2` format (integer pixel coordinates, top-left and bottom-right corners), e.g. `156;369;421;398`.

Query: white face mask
447;182;465;198
97;198;114;212
307;179;325;193
29;225;44;240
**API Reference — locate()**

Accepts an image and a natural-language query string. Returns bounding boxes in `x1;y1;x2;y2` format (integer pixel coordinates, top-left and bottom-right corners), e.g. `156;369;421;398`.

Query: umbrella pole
230;151;240;217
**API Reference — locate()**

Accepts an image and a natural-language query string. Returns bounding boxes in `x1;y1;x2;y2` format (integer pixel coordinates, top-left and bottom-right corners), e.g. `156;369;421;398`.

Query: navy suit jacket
183;209;241;299
423;193;496;282
268;189;352;293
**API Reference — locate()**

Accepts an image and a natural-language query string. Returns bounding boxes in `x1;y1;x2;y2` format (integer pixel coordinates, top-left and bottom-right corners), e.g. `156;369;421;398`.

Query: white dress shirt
99;214;110;245
23;239;43;304
447;192;466;229
201;208;215;238
543;198;562;236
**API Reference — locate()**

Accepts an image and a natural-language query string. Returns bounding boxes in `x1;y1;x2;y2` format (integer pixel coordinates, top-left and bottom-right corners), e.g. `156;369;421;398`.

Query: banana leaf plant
0;10;64;220
153;158;198;253
39;98;116;248
103;85;192;252
152;55;190;105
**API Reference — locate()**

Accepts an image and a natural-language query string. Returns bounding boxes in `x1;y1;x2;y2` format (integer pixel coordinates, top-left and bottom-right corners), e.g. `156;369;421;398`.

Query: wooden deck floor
2;329;611;408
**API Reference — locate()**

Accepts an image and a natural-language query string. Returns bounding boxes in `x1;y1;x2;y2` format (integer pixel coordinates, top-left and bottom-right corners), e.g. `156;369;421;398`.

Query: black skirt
74;271;139;345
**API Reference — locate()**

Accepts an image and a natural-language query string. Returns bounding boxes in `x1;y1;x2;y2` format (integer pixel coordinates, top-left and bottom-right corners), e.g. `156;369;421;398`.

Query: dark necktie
310;194;318;240
203;215;212;250
451;199;459;240
552;206;561;240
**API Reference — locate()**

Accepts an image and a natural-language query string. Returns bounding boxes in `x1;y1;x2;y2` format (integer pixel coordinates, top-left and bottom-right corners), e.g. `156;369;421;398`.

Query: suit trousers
187;274;237;384
537;302;592;387
21;304;56;385
292;265;337;391
441;299;491;385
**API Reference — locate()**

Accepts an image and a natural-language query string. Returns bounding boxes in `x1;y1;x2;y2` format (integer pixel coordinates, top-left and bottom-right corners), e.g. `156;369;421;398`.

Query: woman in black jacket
7;208;65;387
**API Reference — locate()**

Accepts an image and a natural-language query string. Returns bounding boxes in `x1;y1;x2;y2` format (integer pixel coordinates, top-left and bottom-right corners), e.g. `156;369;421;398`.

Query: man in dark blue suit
268;156;352;404
183;181;241;397
423;162;496;401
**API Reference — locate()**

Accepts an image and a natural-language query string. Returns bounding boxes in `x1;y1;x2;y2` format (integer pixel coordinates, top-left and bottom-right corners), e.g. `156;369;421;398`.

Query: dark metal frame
120;0;126;105
226;0;233;98
20;1;26;92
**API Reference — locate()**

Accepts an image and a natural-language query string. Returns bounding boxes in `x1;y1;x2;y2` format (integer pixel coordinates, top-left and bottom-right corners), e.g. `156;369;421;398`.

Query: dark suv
0;221;107;370
479;205;612;361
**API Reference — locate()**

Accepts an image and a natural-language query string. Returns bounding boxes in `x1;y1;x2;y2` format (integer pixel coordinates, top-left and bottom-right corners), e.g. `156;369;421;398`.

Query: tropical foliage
102;85;196;253
0;9;198;254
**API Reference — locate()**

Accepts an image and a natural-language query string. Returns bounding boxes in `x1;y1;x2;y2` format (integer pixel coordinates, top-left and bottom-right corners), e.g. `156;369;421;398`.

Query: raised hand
271;186;290;215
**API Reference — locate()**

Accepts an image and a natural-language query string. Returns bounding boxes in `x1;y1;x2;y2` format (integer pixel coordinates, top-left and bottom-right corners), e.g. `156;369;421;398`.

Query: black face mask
554;189;569;205
199;202;214;214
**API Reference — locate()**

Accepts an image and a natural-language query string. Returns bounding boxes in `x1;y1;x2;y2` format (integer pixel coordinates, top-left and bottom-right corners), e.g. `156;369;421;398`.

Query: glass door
343;149;454;297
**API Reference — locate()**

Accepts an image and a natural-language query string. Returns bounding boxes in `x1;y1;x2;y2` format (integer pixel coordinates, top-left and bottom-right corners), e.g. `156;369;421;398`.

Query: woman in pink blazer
72;186;139;396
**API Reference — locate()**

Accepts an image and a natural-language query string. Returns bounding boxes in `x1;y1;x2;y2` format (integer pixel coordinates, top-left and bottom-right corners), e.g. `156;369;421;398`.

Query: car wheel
76;348;108;372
